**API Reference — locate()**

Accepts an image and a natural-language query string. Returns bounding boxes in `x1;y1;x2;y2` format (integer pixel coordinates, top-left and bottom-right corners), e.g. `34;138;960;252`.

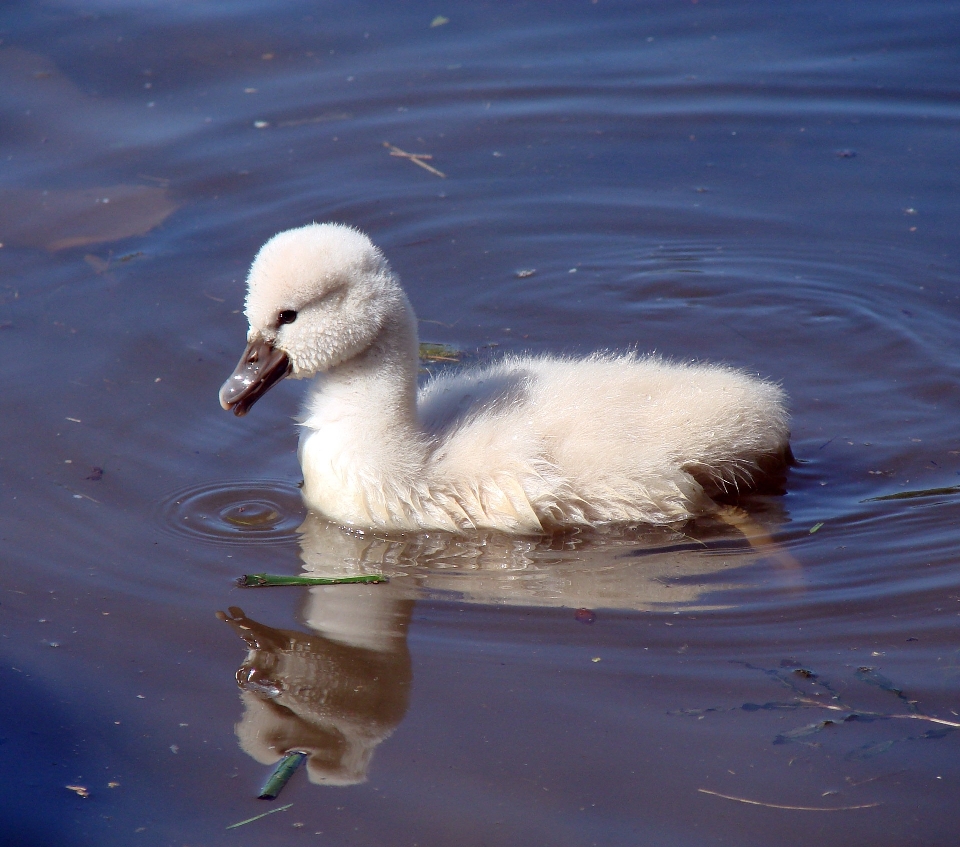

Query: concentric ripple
157;480;305;545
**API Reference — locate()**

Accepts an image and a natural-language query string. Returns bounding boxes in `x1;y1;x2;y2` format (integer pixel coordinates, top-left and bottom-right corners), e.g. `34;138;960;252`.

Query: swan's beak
219;336;292;417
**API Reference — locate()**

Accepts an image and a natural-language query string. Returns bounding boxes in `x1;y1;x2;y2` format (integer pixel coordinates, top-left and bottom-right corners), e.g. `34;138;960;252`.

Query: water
2;0;959;843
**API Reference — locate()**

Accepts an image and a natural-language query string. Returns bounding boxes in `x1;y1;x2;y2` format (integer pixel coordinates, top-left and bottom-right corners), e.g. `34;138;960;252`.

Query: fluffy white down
236;223;790;534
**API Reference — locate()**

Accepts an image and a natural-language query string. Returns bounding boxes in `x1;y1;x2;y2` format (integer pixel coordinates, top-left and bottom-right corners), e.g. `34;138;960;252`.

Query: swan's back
417;353;788;529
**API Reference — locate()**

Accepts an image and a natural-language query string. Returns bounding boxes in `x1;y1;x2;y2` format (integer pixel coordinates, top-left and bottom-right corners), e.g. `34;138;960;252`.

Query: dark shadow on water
0;663;95;847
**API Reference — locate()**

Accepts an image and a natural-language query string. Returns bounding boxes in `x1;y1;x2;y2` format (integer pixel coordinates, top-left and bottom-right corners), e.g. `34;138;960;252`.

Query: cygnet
220;223;790;533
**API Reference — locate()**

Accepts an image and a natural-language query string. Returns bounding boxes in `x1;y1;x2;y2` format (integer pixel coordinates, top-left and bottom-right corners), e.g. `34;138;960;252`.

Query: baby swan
220;223;790;534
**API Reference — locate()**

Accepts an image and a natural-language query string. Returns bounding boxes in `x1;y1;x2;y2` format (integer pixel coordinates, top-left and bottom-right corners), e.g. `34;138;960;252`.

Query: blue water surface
1;1;959;844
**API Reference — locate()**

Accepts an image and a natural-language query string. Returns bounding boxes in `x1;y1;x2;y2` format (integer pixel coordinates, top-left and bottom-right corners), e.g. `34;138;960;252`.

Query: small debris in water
430;15;450;27
66;785;89;798
84;254;111;274
774;719;839;745
88;251;145;273
514;268;536;279
855;666;914;709
419;342;461;363
86;467;103;481
835;149;856;158
809;522;824;533
574;608;596;624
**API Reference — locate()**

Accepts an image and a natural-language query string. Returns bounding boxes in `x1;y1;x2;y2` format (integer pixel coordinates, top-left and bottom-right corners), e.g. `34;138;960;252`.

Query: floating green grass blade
863;485;960;502
259;752;307;800
237;573;385;587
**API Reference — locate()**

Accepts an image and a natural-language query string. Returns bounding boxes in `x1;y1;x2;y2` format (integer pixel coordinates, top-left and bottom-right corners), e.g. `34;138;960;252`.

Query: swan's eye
277;309;298;326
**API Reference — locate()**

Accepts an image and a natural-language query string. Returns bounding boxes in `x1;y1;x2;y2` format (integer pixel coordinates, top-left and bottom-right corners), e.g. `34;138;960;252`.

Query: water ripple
156;480;304;546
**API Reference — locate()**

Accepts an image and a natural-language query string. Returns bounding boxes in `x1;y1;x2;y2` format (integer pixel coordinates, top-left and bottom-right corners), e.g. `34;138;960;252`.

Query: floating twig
226;802;293;829
697;788;879;811
383;142;446;178
277;112;351;127
58;482;101;504
680;661;960;764
795;698;960;729
237;573;385;587
259;752;307;800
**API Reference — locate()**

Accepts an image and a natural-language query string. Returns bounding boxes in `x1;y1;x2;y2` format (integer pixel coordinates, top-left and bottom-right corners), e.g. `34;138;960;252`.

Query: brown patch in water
0;185;178;251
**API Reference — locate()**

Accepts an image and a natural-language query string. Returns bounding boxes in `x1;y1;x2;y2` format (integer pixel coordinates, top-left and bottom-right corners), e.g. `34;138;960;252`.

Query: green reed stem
237;573;385;587
259;752;307;800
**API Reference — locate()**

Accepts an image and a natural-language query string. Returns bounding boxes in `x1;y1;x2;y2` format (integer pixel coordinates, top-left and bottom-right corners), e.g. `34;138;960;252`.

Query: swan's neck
298;300;428;527
301;308;420;432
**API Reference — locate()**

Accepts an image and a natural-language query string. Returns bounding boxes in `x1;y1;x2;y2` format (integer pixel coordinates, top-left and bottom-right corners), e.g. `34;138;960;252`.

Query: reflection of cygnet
295;508;796;612
219;506;796;789
218;597;412;786
220;223;791;533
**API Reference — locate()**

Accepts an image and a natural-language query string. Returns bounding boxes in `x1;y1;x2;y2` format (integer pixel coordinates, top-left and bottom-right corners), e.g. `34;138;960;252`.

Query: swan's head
219;223;399;416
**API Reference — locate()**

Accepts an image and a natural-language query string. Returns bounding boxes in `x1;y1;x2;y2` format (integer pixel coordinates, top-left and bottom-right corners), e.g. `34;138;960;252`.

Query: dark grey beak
219;336;292;417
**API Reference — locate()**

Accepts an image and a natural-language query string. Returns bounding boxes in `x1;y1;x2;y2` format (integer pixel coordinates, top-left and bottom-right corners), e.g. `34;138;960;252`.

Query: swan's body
220;223;790;533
